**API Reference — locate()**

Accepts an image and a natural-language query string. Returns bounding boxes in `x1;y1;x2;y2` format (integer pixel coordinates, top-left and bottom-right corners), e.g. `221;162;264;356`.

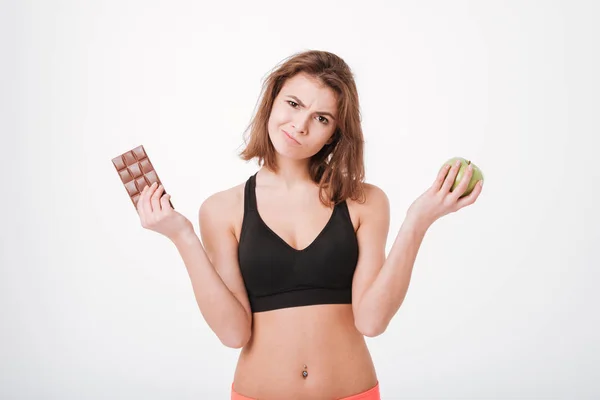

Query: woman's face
267;73;338;161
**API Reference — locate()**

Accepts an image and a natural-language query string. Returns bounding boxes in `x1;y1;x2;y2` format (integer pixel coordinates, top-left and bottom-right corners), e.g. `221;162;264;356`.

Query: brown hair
238;50;366;207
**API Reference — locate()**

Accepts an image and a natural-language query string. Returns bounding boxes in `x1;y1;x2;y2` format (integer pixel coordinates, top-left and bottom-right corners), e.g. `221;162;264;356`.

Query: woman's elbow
355;319;386;338
222;335;249;349
220;327;251;349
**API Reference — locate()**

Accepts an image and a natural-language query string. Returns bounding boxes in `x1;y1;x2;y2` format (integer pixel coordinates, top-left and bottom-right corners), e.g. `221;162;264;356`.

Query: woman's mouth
283;130;301;145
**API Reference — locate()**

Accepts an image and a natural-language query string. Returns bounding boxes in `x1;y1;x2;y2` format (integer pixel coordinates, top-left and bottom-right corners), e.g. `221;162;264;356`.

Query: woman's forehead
280;73;338;108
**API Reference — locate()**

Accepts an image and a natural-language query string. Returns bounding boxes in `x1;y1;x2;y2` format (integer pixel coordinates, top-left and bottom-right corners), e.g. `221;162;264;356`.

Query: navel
302;364;308;379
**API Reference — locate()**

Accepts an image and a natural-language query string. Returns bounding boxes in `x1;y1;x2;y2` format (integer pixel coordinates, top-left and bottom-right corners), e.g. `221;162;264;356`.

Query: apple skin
443;157;484;198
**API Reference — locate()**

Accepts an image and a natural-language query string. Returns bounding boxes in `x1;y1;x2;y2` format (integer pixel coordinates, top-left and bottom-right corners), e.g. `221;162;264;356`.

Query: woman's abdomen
232;304;378;399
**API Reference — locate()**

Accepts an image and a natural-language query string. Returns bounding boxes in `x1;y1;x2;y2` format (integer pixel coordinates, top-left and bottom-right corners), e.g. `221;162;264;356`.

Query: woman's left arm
353;161;483;337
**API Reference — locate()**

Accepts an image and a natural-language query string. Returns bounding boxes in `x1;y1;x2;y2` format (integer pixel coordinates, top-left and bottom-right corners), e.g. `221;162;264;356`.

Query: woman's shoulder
200;180;246;215
346;181;389;208
346;182;390;227
198;179;248;232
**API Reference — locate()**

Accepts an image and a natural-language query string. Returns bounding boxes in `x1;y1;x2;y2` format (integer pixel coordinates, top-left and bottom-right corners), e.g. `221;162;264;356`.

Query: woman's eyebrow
287;95;336;120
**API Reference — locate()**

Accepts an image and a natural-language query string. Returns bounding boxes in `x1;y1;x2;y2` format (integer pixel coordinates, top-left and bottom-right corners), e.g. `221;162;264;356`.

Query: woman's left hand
406;160;484;229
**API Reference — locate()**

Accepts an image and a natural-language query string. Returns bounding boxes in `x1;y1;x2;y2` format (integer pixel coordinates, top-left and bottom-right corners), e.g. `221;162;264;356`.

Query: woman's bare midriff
232;303;378;400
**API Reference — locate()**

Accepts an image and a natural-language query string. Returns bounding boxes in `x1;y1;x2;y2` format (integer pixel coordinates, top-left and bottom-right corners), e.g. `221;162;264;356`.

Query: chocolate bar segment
111;145;174;209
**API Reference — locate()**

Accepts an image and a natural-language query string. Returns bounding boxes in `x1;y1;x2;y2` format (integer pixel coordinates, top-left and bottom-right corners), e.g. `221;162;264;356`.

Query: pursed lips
282;130;301;145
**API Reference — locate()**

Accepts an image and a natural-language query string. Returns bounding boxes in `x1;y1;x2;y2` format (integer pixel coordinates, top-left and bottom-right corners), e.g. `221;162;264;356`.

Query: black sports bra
237;172;359;313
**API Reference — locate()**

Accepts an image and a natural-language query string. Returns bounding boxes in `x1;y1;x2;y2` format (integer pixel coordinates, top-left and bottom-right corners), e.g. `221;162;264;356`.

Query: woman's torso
227;173;377;399
234;305;377;399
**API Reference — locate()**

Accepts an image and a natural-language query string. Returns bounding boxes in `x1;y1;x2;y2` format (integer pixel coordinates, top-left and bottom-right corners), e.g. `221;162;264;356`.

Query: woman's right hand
136;182;194;242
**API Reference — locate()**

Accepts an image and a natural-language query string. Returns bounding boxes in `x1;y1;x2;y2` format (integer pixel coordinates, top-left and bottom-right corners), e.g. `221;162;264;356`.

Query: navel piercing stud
302;364;308;378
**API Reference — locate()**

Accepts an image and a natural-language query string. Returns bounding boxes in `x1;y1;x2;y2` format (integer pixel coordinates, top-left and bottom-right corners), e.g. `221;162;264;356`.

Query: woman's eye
317;116;329;124
286;100;328;124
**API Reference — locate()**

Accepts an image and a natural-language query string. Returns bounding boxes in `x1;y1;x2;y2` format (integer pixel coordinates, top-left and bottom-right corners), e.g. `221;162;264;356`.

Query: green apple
443;157;484;197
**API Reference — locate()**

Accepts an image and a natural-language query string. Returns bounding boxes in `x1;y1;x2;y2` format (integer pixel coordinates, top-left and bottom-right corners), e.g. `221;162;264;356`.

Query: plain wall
1;0;599;398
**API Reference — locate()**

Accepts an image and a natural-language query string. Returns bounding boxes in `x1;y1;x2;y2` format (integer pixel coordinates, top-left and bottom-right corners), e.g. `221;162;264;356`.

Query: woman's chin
273;146;307;161
276;151;304;161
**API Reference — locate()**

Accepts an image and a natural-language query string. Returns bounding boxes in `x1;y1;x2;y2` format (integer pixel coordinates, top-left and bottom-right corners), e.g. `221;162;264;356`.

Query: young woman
135;50;483;400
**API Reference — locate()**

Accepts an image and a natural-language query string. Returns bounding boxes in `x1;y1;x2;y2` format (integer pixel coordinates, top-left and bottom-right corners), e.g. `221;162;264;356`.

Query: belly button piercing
302;364;308;378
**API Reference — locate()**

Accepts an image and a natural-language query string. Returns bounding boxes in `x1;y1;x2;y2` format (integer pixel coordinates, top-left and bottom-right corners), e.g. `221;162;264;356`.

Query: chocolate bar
112;145;174;209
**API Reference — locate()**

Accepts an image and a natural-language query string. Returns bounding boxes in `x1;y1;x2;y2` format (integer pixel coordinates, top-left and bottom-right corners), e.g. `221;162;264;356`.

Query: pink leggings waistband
231;381;380;400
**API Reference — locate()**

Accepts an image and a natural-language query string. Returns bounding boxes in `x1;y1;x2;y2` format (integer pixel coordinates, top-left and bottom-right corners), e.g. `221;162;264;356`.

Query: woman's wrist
403;212;432;236
170;226;198;247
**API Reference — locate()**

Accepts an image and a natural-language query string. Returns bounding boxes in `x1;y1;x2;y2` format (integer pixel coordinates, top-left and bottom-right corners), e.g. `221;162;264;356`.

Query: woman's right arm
175;191;252;349
137;183;252;349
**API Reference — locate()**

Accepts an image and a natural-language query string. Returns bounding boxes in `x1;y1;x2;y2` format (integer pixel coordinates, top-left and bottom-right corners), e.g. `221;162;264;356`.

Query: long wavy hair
238;50;366;207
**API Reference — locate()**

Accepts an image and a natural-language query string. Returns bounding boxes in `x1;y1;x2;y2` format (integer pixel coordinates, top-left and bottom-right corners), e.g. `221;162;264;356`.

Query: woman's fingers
451;165;474;200
160;193;172;212
137;183;157;226
440;160;462;193
136;184;148;215
432;164;451;192
143;183;157;212
136;182;176;232
151;184;165;213
456;180;483;210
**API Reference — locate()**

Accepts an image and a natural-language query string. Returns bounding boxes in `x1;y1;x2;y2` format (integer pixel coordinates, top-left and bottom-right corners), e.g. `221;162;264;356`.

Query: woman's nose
292;114;309;133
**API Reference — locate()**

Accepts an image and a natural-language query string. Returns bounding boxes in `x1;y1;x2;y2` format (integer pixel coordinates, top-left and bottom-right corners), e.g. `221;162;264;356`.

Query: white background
2;0;599;399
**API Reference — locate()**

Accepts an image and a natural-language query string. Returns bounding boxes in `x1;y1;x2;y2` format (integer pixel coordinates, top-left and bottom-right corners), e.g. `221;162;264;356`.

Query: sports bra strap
244;172;258;212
